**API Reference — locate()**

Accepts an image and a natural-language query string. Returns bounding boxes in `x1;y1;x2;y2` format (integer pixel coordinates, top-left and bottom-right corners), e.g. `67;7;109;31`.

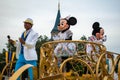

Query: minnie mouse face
57;17;77;32
58;19;69;31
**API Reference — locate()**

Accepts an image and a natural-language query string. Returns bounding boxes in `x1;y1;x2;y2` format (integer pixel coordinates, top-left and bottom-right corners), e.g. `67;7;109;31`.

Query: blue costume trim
20;31;30;54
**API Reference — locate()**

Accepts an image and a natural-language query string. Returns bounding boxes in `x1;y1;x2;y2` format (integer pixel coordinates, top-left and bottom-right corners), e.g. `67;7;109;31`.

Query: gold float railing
9;40;120;80
39;40;108;80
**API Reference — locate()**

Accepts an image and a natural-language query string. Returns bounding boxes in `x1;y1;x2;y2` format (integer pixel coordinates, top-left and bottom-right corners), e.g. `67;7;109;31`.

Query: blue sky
0;0;120;53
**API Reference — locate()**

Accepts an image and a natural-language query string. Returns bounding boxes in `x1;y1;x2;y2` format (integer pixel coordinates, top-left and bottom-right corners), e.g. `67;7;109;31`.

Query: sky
0;0;120;54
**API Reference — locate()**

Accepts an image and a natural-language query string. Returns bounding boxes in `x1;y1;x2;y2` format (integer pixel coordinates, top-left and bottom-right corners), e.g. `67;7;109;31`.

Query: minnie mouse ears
92;22;102;35
68;17;77;25
64;16;77;25
92;22;100;30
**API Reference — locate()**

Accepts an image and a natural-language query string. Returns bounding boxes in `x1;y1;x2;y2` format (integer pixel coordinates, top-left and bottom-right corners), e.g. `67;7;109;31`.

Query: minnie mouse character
88;22;107;44
53;16;77;69
53;16;77;57
87;22;107;61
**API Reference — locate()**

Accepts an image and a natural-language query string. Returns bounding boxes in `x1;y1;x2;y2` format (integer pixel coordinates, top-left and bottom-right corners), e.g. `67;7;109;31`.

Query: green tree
80;35;87;41
35;35;50;56
0;49;6;73
6;42;16;52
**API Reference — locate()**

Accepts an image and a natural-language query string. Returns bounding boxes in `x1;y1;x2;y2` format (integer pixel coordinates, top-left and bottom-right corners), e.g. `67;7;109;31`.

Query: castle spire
51;1;61;40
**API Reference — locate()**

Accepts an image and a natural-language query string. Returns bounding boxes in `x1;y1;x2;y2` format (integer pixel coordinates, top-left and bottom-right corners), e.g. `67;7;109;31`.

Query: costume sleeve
65;36;72;40
66;30;73;40
14;40;19;47
24;32;39;48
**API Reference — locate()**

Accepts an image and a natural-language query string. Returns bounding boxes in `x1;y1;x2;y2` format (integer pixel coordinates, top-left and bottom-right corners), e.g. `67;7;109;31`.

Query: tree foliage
80;35;87;41
35;35;50;63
